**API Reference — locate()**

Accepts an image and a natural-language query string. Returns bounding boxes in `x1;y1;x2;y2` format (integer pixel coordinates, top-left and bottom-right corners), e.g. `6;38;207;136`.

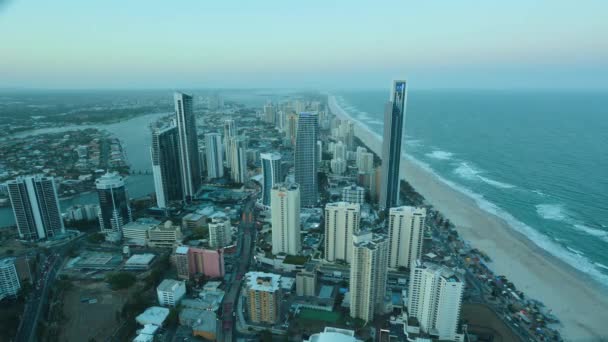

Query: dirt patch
59;280;133;342
461;303;521;342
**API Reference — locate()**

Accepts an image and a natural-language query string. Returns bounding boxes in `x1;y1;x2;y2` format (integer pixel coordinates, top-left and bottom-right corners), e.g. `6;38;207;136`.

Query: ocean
334;89;608;284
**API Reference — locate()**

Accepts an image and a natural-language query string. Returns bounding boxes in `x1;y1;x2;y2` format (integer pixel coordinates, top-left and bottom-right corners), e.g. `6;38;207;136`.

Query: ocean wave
595;262;608;271
567;246;585;255
573;224;608;243
536;204;568;222
453;162;515;189
532;190;546;196
426;150;454;160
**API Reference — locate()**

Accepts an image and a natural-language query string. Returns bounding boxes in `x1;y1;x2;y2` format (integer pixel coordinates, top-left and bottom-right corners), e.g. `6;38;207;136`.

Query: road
219;198;256;342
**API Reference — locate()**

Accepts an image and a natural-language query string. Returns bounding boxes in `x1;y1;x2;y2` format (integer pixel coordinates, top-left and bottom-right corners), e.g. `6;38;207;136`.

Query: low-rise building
136;306;170;326
157;279;186;307
148;221;182;248
124;254;156;270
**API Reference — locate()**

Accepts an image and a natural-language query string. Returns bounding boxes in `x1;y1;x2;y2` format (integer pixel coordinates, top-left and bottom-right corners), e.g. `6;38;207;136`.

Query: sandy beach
329;96;608;341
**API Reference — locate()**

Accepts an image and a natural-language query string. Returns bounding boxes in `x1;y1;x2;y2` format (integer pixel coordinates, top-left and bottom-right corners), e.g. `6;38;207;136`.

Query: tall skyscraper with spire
380;80;407;209
294;112;319;207
174;92;201;201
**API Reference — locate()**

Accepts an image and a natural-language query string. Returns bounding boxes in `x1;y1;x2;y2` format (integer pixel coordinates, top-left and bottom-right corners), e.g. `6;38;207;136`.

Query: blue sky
0;0;607;89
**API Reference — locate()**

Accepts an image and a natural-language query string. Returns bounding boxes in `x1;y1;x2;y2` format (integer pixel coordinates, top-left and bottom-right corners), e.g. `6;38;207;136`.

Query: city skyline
1;1;607;90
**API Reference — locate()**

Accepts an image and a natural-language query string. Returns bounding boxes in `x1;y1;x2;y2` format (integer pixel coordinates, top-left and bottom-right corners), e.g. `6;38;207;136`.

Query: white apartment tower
208;217;232;248
205;133;224;179
342;185;365;204
408;261;464;341
349;232;389;322
229;136;248;183
270;183;301;255
324;202;360;263
388;206;426;269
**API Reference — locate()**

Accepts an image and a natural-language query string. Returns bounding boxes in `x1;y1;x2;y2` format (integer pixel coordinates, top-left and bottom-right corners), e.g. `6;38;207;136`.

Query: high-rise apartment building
324;202;360;263
349;232;389;322
174;246;190;280
188;247;225;278
156;279;186;307
388;206;426;269
295;265;317;297
286;113;298;146
270;183;301;255
294;112;319;207
380;81;407;209
342;185;365;204
223;119;237;168
245;272;282;324
205;133;224;179
0;258;21;300
260;152;282;206
7;175;65;240
174;92;201;200
208;217;232;248
151;124;184;208
96;172;132;237
229;136;248;183
263;102;276;124
408;261;464;341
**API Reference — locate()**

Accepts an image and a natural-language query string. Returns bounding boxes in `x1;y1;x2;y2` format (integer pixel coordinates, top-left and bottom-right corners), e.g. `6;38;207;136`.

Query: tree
87;233;105;244
106;272;136;290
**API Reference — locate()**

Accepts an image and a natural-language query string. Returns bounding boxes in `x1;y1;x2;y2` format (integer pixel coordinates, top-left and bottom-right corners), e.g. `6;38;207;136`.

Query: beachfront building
408;260;464;341
208;217;232;248
294;112;319;207
388;206;426;269
7;175;65;240
342;185;365;204
151;123;184;208
244;272;282;324
229;135;248;183
223;119;237;168
96;172;132;240
0;258;21;300
324;202;360;263
349;232;389;322
380;80;407;210
174;92;201;201
205;133;224;179
271;183;301;255
156;279;186;307
260;152;282;206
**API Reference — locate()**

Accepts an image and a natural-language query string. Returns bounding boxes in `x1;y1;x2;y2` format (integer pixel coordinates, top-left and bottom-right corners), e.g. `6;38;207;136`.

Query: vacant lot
461;303;521;342
59;280;134;342
298;308;341;323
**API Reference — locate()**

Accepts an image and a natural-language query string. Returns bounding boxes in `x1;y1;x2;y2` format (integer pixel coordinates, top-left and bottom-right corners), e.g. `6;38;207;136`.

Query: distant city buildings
349;232;388;322
208;217;232;248
151;123;183;208
7;175;65;240
380;80;407;209
324;202;360;263
244;272;282;324
174;92;202;201
96;172;132;240
205;133;224;179
294;112;319;207
271;183;301;255
0;258;20;300
388;206;426;269
260;152;282;206
408;261;464;341
156;279;186;307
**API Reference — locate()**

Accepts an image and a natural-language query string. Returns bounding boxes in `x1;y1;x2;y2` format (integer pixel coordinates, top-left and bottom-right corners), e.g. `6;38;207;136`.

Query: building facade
151;124;184;208
349;232;389;322
223;119;237;168
0;258;21;300
174;92;201;201
388;206;426;269
157;279;186;307
174;246;190;280
208;217;232;248
96;172;132;237
188;247;225;278
205;133;224;179
341;185;365;204
260;152;282;206
244;272;282;324
7;175;65;240
380;80;407;209
294;112;319;207
270;183;301;255
229;136;248;183
295;265;317;297
324;202;360;263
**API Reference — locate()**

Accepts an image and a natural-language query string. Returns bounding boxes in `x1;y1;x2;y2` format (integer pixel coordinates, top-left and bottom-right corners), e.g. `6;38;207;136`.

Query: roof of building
133;334;154;342
175;246;189;255
139;324;159;335
245;271;281;293
123;221;155;232
319;285;334;299
280;277;295;291
126;254;156;265
0;257;15;268
191;310;217;333
135;306;170;326
306;327;359;342
157;279;184;293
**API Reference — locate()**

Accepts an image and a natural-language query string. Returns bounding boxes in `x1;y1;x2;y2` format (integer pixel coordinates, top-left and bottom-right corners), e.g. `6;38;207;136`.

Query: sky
0;0;607;90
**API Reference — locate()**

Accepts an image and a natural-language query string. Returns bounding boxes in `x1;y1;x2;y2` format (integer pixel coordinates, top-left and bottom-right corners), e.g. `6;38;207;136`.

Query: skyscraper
324;202;360;263
205;133;224;179
229;136;248;183
151;124;184;208
263;102;275;124
270;183;301;255
96;172;132;237
408;261;464;341
223;119;237;168
286;112;298;146
349;232;389;322
294;112;319;207
260;152;282;206
174;92;201;200
7;175;65;240
388;206;426;269
380;80;407;209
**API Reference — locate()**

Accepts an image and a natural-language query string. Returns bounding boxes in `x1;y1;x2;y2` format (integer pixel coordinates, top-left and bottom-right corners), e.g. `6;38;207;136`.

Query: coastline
328;95;608;341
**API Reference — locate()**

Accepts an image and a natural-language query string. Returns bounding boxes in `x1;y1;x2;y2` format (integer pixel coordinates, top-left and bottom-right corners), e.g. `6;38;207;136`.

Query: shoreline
328;95;608;341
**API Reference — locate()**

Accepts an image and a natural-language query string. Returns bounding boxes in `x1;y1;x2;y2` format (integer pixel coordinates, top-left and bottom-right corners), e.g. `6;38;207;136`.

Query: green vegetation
87;232;105;244
106;272;136;290
283;255;308;265
298;308;341;323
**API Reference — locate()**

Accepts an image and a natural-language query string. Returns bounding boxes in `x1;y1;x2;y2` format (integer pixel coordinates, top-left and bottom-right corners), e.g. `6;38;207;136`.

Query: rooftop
136;306;170;326
175;246;189;255
126;254;156;265
157;279;184;292
245;271;281;293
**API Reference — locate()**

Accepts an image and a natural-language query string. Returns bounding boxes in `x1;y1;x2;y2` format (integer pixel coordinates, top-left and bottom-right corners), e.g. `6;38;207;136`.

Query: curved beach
328;95;608;341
